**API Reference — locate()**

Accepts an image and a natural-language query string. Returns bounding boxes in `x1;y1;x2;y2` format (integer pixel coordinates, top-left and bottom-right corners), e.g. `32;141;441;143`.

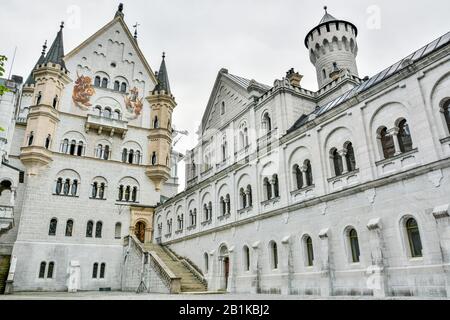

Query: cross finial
60;21;65;30
118;3;124;12
42;40;48;55
133;22;140;40
162;52;166;59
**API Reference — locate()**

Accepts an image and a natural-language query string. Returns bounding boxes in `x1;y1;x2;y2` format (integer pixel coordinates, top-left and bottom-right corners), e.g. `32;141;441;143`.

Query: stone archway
135;221;146;243
218;245;230;291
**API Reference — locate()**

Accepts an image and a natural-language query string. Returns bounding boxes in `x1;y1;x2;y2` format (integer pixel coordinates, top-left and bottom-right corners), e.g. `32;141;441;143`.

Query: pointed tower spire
24;40;48;86
115;3;124;19
43;22;66;69
153;52;171;94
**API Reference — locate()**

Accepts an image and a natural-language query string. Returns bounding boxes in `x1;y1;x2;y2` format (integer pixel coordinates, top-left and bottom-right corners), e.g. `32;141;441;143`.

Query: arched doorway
219;245;230;291
135;221;146;243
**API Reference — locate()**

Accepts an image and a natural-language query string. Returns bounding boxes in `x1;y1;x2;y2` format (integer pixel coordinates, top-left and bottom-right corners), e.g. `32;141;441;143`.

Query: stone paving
0;292;448;300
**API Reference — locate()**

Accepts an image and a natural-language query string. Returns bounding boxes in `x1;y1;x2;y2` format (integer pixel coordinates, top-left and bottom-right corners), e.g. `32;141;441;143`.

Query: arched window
204;253;209;273
247;185;253;207
240;188;246;209
152;152;157;165
273;174;280;198
49;218;57;236
65;220;74;237
114;81;120;91
118;185;124;201
220;197;226;216
345;143;356;172
120;82;127;93
104;107;112;119
226;194;231;214
379;127;395;159
193;209;197;226
71;180;78;196
92;263;98;278
132;187;138;202
36;91;42;105
115;110;121;120
86;221;93;238
39;262;46;278
122;149;128;162
101;78;108;88
305;160;313;186
294;164;303;190
28;131;34;146
348;228;360;263
55;178;63;195
270;241;278;270
77;141;83;156
63;179;71;195
45;135;51;149
203;204;208;221
94;76;101;87
332;148;343;176
100;263;106;278
95;105;102;116
62;139;69;153
305;236;314;267
397;119;413;153
96;145;103;158
99;183;105;199
95;221;103;238
263;112;272;133
406;218;423;258
443;101;450;133
47;262;55;278
103;145;110;160
128;150;134;164
125;186;131;202
264;177;272;200
115;222;122;239
52;95;58;108
154;116;159;129
69;140;76;155
243;246;250;271
92;182;98;198
322;69;327;80
135;151;141;164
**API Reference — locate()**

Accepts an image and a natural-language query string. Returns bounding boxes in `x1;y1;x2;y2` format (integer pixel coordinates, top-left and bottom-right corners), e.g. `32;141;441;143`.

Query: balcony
85;114;128;138
216;158;230;172
257;129;278;152
234;144;251;163
375;149;419;177
291;185;315;203
327;169;360;191
0;206;14;231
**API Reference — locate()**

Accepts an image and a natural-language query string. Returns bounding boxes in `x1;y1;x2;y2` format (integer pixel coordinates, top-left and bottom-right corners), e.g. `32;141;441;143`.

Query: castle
0;4;449;297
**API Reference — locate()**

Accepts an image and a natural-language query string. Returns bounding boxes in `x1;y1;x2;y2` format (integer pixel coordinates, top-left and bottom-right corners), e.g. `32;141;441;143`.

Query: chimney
286;68;303;88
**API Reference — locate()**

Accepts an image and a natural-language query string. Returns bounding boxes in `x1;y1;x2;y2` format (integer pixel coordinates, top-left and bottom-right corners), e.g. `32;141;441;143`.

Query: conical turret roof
43;22;66;69
153;53;171;94
24;41;47;86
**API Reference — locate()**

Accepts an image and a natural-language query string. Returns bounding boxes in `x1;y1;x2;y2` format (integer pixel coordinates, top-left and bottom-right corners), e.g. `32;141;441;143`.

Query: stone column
270;178;276;198
228;246;236;293
245;190;251;208
207;250;216;292
388;127;401;155
281;236;293;295
9;187;16;206
300;165;308;188
338;149;348;174
366;218;389;297
251;241;261;294
319;228;333;297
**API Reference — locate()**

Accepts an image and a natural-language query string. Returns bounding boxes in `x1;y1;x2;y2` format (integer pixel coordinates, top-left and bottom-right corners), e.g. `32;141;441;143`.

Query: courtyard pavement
0;291;448;300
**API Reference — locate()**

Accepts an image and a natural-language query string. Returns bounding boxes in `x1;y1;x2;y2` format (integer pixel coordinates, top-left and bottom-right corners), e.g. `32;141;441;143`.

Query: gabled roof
64;15;157;85
153;54;171;94
224;72;271;91
43;24;66;69
25;42;47;86
289;31;450;134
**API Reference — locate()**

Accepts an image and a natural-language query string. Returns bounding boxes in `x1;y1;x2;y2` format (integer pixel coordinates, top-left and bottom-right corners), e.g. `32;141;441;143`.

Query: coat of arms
72;73;95;110
124;87;143;120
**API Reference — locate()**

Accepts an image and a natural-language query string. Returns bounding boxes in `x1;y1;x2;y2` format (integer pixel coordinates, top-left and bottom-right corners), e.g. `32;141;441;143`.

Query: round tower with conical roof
305;7;359;88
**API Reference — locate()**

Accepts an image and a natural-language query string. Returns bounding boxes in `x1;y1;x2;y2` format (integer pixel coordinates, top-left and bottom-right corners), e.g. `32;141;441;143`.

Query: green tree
0;55;8;96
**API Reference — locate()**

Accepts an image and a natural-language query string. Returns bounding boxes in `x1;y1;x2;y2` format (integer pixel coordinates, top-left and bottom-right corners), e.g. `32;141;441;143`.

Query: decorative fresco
124;87;143;120
72;73;95;110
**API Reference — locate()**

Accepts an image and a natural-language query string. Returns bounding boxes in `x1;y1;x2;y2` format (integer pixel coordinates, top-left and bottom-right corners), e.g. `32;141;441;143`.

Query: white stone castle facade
0;5;449;298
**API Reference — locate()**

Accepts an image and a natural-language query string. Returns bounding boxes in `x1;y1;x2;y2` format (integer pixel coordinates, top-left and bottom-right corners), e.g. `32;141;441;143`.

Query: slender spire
43;22;66;69
115;3;124;19
25;40;48;86
319;5;337;24
153;52;172;94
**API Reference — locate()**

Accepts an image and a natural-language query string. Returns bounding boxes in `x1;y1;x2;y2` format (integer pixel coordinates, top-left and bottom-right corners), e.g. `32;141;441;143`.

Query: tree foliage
0;55;8;96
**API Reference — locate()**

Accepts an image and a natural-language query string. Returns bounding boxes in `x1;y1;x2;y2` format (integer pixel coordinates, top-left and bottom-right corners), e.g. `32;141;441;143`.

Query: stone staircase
0;256;11;294
143;243;207;293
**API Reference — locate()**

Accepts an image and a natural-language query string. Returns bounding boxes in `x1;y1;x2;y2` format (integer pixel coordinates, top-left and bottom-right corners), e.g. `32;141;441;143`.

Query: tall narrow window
39;262;46;278
380;127;395;159
100;263;106;279
45;135;51;149
294;165;303;190
125;186;131;202
128;150;134;164
86;221;94;238
305;236;314;267
444;101;450;133
49;218;57;236
55;178;63;195
104;108;112;119
152;152;157;165
244;246;250;271
406;218;423;258
71;180;78;196
28;131;34;146
247;185;253;207
63;179;71;195
240;188;246;209
118;185;124;201
121;83;127;93
115;222;122;239
348;229;360;263
226;194;231;214
95;221;103;238
103;145;110;160
52;95;58;108
132;187;138;202
220;197;226;216
204;253;209;273
92;263;98;278
135;151;141;164
305;160;313;186
65;220;73;237
398;119;413;153
264;178;272;200
47;262;54;278
99;183;105;199
101;78;108;88
332;149;343;176
95;105;102;116
271;242;278;270
273;174;280;198
345;143;356;172
77;142;83;156
92;182;98;198
94;76;101;87
114;81;120;91
154;116;159;129
122;149;128;162
69;140;76;155
62;139;69;153
36;92;42;105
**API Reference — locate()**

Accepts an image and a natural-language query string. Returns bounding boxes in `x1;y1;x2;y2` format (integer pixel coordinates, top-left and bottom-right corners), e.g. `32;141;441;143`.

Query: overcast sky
1;0;449;190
